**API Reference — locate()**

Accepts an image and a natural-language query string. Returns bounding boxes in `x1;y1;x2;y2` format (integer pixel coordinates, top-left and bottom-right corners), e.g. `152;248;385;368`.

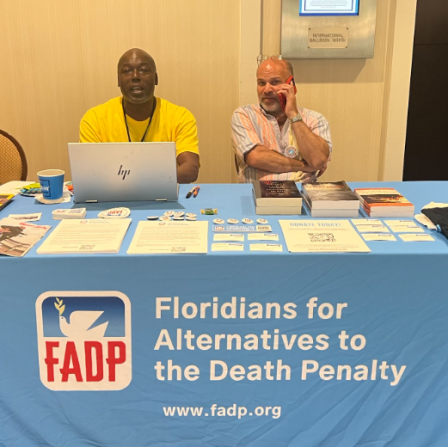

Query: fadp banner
10;254;448;446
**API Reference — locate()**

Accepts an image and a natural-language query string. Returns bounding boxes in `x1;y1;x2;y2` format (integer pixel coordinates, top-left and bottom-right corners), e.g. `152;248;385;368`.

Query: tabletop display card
354;188;414;217
0;217;51;257
37;218;131;254
301;181;359;217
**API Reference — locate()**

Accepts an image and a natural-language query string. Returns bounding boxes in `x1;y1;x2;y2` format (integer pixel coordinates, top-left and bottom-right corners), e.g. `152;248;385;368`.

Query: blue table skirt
1;182;447;447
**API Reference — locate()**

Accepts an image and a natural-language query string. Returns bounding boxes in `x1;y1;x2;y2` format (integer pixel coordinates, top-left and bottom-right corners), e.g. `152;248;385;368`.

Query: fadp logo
36;291;132;391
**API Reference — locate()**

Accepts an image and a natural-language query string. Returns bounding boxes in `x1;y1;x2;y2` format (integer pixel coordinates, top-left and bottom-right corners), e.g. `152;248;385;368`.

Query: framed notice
300;0;360;16
282;0;376;59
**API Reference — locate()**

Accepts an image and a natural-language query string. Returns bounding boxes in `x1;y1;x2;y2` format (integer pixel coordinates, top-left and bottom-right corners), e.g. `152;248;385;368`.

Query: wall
0;0;240;183
0;0;415;184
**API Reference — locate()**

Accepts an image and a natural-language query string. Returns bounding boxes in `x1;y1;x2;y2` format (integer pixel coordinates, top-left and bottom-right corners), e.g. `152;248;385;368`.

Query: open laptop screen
67;142;178;203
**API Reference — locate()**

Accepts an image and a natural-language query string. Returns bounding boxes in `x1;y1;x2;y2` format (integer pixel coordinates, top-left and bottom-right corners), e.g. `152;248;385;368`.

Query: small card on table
211;243;244;252
247;233;279;241
250;243;283;252
362;233;397;242
213;234;245;242
399;234;434;242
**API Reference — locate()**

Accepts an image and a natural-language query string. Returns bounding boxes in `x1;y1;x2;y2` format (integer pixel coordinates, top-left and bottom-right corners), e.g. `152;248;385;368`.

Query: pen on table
186;186;198;199
192;186;200;198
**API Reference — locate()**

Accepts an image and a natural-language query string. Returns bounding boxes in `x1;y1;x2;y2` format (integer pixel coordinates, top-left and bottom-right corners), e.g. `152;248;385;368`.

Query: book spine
361;203;372;216
301;189;312;209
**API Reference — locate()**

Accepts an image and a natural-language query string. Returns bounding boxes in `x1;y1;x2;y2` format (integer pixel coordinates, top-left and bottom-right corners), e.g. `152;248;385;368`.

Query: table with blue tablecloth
1;181;447;447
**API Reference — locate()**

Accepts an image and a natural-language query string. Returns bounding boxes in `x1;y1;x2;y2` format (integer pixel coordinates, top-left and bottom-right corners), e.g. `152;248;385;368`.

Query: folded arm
245;145;316;173
278;81;330;170
289;121;329;170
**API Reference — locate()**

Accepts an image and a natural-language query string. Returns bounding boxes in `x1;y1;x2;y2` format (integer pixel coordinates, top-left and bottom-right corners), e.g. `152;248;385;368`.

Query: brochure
279;219;370;253
0;218;51;257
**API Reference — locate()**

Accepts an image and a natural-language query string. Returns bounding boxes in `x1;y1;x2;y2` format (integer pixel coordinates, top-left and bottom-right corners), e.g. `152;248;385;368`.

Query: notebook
67;142;178;203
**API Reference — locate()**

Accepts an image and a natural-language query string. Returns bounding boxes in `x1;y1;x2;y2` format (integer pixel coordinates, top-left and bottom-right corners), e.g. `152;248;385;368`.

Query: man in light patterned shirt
231;56;332;183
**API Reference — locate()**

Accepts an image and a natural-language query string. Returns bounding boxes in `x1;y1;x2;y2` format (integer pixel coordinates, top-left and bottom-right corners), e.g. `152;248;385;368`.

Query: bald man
231;56;331;183
80;48;199;183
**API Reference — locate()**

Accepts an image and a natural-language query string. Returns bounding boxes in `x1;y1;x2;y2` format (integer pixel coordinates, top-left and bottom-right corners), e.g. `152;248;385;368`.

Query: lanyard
122;97;156;142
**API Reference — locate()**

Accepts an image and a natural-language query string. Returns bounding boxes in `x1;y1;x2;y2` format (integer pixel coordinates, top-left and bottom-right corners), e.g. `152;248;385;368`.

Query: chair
0;130;28;183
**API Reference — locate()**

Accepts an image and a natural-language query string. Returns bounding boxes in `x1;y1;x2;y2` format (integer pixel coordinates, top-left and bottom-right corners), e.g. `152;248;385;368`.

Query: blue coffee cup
37;169;65;200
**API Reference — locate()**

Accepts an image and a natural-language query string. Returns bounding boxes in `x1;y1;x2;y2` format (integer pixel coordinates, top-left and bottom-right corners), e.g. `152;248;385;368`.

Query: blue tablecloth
1;182;448;447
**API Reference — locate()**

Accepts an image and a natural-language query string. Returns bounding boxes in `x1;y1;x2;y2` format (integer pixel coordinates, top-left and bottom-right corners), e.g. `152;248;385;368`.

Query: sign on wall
308;27;349;49
282;0;377;59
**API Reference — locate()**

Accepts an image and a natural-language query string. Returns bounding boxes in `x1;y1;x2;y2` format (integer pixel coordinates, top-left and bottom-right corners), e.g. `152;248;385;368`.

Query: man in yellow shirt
80;48;199;183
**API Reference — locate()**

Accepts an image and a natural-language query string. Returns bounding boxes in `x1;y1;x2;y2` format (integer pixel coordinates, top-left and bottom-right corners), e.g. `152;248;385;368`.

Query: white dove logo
54;298;109;339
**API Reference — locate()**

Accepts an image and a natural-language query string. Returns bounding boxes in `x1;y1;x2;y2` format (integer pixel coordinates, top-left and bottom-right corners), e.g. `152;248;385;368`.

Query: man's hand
301;162;328;183
316;162;328;178
276;80;299;120
176;152;199;184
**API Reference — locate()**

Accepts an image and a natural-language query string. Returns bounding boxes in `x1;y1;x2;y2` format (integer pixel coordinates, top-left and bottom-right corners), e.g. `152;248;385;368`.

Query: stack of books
301;181;360;217
252;180;302;215
354;187;414;217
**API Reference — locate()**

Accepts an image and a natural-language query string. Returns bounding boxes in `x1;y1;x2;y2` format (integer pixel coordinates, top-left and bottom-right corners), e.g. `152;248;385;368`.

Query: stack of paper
37;219;131;254
52;208;87;220
127;221;208;254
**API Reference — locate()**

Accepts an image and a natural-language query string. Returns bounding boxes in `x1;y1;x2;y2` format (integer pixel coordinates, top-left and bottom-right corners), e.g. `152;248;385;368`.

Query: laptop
67;142;178;203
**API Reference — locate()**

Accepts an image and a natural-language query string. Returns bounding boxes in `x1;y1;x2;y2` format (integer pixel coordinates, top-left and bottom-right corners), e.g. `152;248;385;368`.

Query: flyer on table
279;219;370;253
128;221;208;254
37;219;131;254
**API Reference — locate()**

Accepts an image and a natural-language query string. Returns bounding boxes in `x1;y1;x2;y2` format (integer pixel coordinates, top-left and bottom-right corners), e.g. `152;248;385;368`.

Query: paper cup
37;169;65;200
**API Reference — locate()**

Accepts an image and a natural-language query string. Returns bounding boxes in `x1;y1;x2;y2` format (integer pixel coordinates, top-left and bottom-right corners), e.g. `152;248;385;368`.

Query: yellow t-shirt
79;97;199;158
